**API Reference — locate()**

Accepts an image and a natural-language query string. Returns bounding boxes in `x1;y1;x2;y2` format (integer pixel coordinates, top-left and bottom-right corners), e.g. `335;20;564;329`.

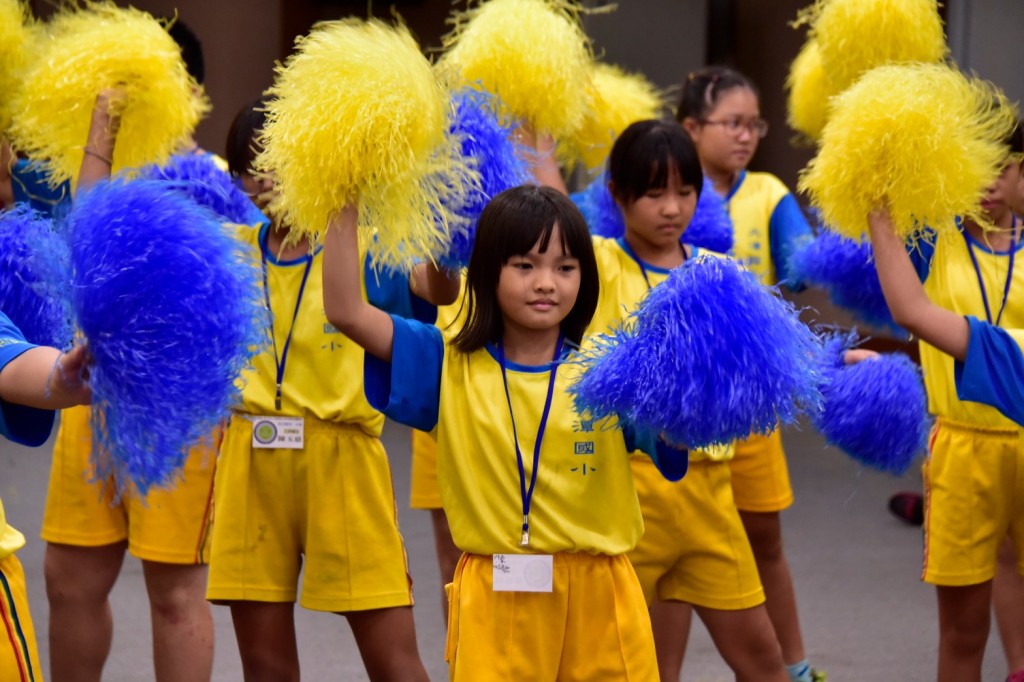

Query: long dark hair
453;185;599;352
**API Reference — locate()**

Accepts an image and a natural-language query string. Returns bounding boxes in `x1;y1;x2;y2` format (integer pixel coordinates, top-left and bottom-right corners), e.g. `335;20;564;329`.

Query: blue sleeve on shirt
0;312;57;446
954;316;1024;426
769;194;813;290
623;425;689;482
363;258;438;324
364;314;444;432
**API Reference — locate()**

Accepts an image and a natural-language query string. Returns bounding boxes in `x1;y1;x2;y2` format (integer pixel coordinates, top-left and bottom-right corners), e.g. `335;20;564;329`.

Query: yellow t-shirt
919;229;1024;428
236;224;422;434
366;316;676;556
588;237;733;462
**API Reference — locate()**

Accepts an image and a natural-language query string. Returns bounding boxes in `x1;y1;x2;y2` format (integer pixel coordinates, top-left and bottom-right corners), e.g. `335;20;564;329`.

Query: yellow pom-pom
0;0;35;136
8;3;207;187
811;0;947;95
564;62;665;174
785;39;835;143
442;0;593;139
799;64;1018;241
258;19;466;271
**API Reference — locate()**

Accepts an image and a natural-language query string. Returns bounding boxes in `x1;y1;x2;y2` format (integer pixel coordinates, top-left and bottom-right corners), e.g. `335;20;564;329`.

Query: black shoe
888;491;924;526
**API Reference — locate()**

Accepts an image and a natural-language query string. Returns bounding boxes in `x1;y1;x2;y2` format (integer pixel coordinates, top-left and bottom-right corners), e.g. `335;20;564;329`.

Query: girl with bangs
322;184;687;681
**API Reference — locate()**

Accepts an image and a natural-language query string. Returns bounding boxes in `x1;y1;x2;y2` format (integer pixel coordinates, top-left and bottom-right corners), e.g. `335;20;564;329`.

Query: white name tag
492;554;553;593
251;416;304;449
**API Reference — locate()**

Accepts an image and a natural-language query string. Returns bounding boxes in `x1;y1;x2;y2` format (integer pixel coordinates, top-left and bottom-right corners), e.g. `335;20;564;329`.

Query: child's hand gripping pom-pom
798;64;1018;243
684;179;734;254
788;230;903;336
67;179;266;498
139;154;265;227
441;0;593;140
438;89;531;271
257;18;469;271
8;4;208;187
812;334;929;475
0;205;74;348
570;255;823;449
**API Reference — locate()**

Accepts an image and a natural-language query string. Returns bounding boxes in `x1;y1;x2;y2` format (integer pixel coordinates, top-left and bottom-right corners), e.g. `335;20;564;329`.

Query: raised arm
519;125;568;195
0;344;91;410
409;262;460;307
77;89;124;193
868;207;969;360
322;205;396;362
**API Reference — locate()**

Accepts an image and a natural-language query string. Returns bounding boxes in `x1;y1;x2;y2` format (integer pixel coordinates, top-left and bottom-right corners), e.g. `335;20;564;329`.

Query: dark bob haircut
453;185;599;352
165;18;205;85
608;120;703;204
676;66;758;123
225;97;269;178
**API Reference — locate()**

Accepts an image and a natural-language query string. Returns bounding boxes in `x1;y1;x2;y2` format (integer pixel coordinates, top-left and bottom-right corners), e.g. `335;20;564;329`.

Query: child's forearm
410;263;461;307
0;346;91;410
868;208;969;360
77;90;122;193
321;206;396;361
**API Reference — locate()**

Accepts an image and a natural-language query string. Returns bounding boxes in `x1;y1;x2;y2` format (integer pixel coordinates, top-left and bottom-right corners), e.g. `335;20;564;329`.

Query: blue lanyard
497;335;563;548
962;217;1017;327
619;238;686;291
261;237;313;411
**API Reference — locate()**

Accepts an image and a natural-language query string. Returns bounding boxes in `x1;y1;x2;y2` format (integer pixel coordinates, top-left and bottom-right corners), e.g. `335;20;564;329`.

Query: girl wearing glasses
675;66;821;682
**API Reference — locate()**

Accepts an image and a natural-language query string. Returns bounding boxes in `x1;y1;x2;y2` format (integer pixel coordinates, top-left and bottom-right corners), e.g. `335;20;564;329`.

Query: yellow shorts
922;418;1024;586
445;552;658;681
207;415;413;612
41;405;217;564
628;458;764;610
410;428;442;510
728;429;793;513
0;554;42;682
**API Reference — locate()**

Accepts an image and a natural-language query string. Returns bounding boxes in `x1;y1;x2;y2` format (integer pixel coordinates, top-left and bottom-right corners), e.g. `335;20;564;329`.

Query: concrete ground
1;418;1008;681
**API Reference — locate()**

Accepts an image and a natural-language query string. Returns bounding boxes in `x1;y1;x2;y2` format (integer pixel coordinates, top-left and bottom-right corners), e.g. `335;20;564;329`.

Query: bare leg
142;560;214;682
45;542;126;682
739;510;807;666
430;508;462;622
345;606;430;682
936;582;992;682
649;600;693;682
697;603;789;682
994;539;1024;674
229;601;299;682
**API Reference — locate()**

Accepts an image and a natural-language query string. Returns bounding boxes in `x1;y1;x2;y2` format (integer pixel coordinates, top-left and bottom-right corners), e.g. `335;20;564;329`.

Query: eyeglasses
700;117;769;138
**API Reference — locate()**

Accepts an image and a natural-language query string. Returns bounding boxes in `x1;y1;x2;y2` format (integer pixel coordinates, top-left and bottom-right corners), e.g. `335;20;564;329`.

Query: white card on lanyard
251;416;304;449
492;554;553;592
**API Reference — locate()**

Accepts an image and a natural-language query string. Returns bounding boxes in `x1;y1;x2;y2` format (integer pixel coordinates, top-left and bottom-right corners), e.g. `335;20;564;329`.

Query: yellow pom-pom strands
809;0;947;97
0;0;35;137
442;0;593;140
257;19;470;272
799;64;1018;242
565;62;666;175
785;40;835;144
8;3;207;187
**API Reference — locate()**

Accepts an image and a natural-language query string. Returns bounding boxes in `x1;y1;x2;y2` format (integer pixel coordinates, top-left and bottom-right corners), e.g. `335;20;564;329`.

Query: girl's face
618;165;697;252
684;87;764;176
981;160;1023;225
239;165;275;213
497;224;581;334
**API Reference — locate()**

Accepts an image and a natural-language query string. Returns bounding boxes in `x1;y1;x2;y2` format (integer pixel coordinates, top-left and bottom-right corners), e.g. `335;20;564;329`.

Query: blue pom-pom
571;174;624;239
68;179;266;496
139;153;265;226
788;231;905;335
440;90;531;270
572;176;735;253
813;335;929;474
571;255;822;448
0;205;73;348
684;179;733;253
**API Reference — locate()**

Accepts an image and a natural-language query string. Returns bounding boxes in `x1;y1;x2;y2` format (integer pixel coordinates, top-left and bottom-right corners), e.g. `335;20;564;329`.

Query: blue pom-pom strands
68;179;266;497
788;231;904;336
571;176;734;253
571;255;822;448
813;335;929;475
139;153;264;226
685;179;733;254
0;205;73;348
440;89;531;270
